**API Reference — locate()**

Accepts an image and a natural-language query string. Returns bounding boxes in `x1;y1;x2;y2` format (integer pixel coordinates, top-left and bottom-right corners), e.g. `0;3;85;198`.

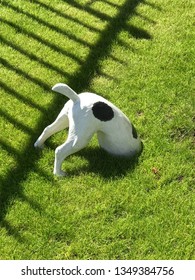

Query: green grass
0;0;194;260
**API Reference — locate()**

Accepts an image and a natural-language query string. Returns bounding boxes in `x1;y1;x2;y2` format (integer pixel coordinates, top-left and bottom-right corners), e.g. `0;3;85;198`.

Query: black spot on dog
92;102;114;121
132;124;138;139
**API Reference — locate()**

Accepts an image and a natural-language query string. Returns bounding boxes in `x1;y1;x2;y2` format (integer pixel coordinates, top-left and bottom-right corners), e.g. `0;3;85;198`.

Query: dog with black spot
34;83;142;176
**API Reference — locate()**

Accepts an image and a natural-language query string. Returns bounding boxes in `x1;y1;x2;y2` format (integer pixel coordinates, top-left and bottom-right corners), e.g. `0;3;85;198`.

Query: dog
34;83;142;176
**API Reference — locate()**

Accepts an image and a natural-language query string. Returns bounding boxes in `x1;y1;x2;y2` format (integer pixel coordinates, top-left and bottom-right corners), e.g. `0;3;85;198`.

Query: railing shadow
61;0;152;92
0;0;155;241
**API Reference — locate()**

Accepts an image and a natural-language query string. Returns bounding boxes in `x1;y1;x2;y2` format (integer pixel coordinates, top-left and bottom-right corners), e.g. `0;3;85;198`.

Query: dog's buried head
34;83;142;176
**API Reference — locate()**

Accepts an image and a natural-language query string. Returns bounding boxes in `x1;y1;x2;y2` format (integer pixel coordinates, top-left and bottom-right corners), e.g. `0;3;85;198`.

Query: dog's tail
52;83;79;102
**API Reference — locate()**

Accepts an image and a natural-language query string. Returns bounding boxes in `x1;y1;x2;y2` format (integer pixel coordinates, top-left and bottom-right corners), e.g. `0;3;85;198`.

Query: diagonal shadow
1;1;92;48
61;0;151;92
0;80;47;113
0;108;34;135
86;0;121;8
31;0;101;33
0;34;72;79
0;57;50;91
0;0;151;237
0;17;82;66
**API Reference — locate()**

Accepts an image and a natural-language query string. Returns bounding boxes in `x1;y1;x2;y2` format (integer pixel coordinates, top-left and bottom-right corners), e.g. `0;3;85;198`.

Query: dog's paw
34;141;44;149
53;170;66;177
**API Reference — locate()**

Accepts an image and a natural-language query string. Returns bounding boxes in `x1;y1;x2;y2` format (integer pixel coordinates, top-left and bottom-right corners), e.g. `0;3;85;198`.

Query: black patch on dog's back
132;124;138;139
92;101;114;121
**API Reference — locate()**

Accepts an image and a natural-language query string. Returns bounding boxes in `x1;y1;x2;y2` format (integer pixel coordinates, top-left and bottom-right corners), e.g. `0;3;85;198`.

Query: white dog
34;83;142;176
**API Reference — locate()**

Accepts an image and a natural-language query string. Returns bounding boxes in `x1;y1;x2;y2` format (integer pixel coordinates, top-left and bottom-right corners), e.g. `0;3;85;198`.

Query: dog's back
53;83;142;157
35;83;142;175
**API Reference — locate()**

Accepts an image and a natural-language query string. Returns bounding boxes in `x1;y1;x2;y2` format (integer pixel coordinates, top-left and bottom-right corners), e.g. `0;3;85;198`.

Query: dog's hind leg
34;112;69;149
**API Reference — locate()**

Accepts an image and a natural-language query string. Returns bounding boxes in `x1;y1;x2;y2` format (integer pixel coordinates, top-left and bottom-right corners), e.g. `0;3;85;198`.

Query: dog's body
34;83;142;176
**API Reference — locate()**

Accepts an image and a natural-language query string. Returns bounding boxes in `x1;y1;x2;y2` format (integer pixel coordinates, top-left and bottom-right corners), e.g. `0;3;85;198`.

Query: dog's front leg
53;137;83;176
53;115;96;176
53;129;94;176
54;141;72;176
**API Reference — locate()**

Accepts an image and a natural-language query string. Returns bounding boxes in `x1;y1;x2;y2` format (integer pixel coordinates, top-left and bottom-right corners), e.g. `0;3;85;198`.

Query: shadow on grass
0;0;154;241
62;0;152;92
0;34;73;79
0;17;82;67
66;147;142;179
0;80;47;113
1;1;91;48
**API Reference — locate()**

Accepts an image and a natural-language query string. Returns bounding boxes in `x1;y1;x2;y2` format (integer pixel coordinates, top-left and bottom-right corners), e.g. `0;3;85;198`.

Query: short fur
34;83;142;176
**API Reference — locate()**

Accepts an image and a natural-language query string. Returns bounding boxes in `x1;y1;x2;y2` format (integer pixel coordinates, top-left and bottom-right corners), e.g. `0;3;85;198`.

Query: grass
0;0;194;260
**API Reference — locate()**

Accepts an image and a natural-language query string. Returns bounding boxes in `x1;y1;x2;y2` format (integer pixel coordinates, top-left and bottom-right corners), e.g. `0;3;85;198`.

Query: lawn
0;0;194;260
